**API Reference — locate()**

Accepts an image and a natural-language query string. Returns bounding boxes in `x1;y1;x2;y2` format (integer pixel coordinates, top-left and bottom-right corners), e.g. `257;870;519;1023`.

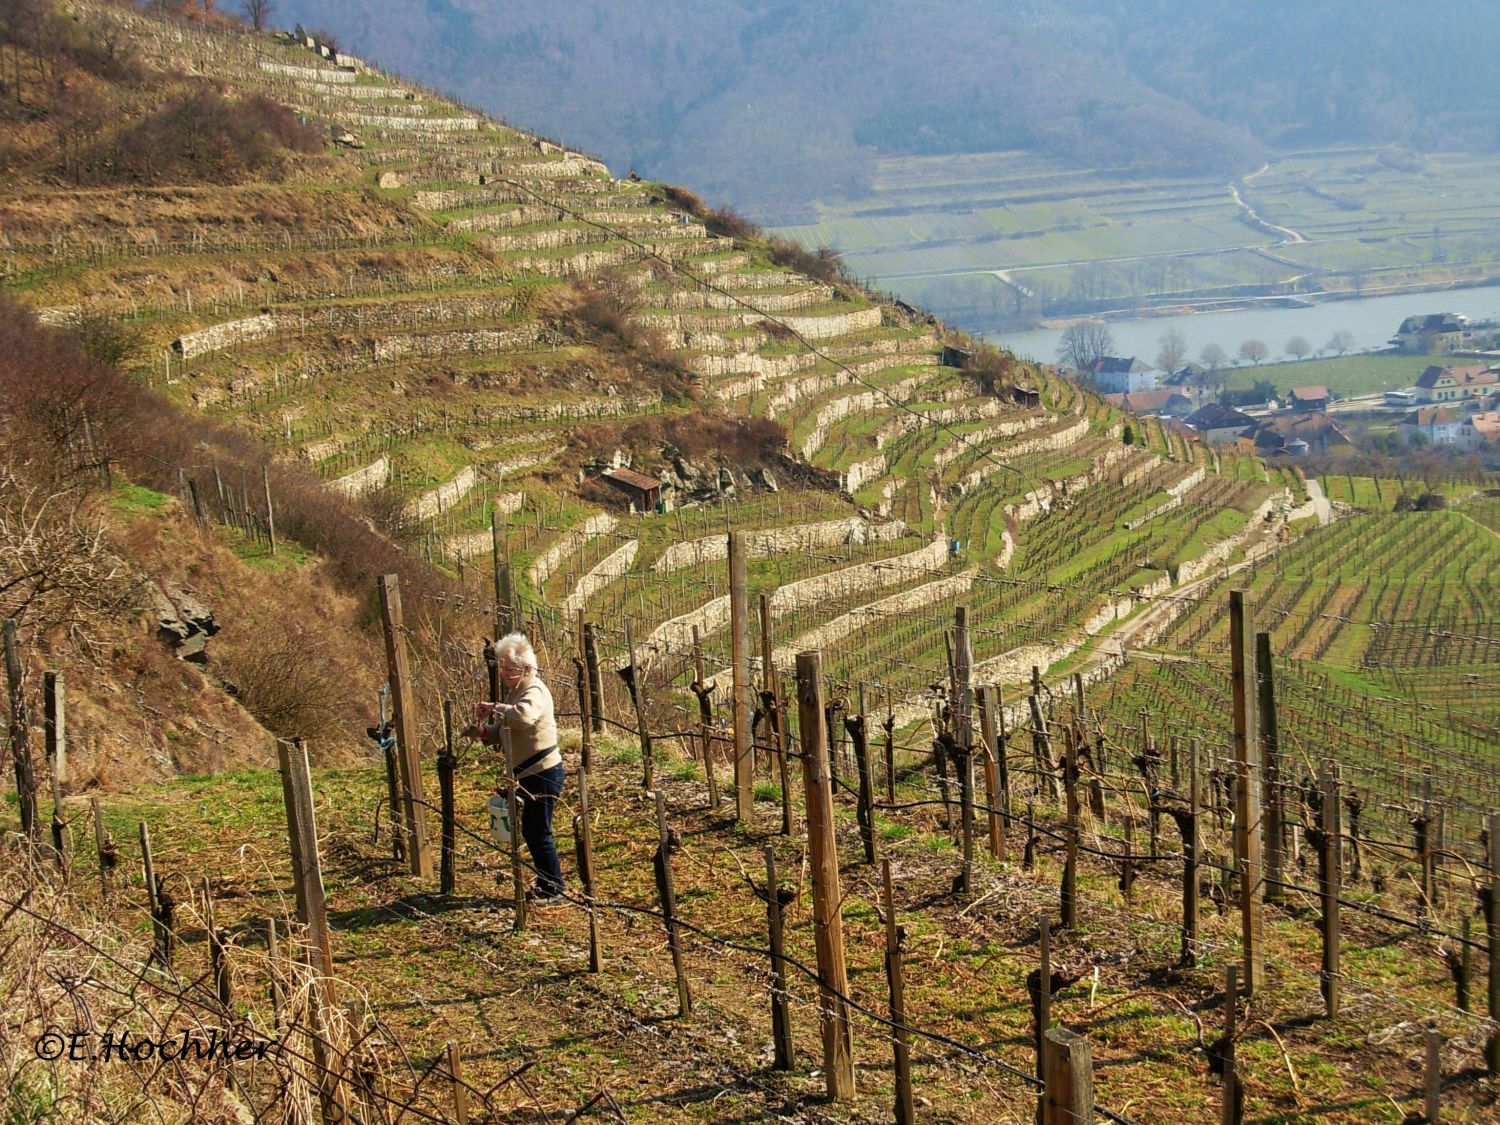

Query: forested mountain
283;0;1499;212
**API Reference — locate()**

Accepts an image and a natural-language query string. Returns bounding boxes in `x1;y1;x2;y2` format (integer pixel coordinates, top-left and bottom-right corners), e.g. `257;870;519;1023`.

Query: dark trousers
517;762;565;896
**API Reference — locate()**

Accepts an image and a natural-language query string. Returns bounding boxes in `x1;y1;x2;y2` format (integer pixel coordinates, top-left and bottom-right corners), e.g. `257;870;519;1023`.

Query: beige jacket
479;672;560;779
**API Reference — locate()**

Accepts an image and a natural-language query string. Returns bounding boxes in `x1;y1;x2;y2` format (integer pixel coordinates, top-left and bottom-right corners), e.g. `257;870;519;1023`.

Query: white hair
494;632;537;672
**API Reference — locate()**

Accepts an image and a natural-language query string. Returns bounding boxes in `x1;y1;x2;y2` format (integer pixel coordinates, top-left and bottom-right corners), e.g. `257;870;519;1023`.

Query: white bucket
487;793;513;845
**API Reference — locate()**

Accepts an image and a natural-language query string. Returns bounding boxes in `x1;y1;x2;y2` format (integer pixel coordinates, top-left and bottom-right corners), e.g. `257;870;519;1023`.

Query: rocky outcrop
151;584;219;663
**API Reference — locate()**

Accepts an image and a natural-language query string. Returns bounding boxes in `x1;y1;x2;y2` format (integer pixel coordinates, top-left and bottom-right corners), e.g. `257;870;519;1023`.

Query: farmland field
768;147;1500;328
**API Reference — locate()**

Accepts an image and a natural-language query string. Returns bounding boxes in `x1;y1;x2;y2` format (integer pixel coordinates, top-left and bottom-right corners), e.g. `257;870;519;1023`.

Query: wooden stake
690;626;721;812
574;768;601;971
1318;761;1342;1019
730;533;753;822
44;671;65;874
1425;1025;1442;1123
1487;809;1500;1077
140;820;168;966
1222;965;1241;1125
438;701;457;896
764;844;794;1071
773;668;794;837
881;859;915;1125
266;918;285;1031
1255;633;1283;903
503;727;526;932
1229;590;1264;994
623;618;654;791
446;1042;471;1125
377;575;432;879
201;877;232;1008
977;686;1006;861
851;707;878;865
653;790;692;1017
582;622;604;733
954;608;975;897
1183;738;1202;967
1042;1029;1094;1125
1035;916;1052;1097
262;465;277;556
795;650;854;1100
277;738;347;1124
1061;731;1079;929
3;619;38;844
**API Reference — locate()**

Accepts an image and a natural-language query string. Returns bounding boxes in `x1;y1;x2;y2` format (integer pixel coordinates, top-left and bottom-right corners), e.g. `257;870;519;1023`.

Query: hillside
277;0;1500;211
2;5;1499;1124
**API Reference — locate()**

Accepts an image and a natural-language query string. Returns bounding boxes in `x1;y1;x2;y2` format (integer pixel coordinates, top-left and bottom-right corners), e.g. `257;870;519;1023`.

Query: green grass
111;483;173;517
1221;353;1485;399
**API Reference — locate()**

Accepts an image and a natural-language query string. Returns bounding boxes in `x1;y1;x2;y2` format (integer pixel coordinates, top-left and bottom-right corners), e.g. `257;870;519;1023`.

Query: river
990;284;1500;368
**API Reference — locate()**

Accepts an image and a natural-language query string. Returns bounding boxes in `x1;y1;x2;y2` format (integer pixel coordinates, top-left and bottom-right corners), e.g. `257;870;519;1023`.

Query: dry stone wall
773;570;975;667
445;492;526;558
768;537;949;615
652;517;910;572
403;465;478;521
561;540;638;616
956;417;1091;492
528;513;618;589
329;456;389;497
799;375;928;460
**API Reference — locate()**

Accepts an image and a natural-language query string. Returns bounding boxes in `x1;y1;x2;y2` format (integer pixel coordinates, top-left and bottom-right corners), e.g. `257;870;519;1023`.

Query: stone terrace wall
768;537;949;616
403;465;478;521
329;456;389;497
528;513;618;589
772;570;975;667
652;518;910;572
561;540;638;616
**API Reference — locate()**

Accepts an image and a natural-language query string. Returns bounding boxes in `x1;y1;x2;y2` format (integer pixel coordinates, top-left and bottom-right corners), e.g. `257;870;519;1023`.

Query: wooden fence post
140;820;171;966
377;574;433;879
730;533;754;822
4;619;38;844
764;844;794;1071
1255;633;1283;904
882;859;915;1125
266;918;285;1031
883;691;896;803
1034;916;1052;1104
277;737;347;1124
502;727;526;932
1229;590;1264;995
795;650;855;1100
1042;1028;1093;1125
1318;761;1342;1019
851;708;878;865
773;667;794;837
653;790;692;1017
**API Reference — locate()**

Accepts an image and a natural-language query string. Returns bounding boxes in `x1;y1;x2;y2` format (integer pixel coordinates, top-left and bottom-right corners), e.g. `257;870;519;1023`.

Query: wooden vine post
1222;965;1242;1125
953;607;976;898
1487;809;1500;1077
623;618;653;791
574;766;601;972
763;844;794;1071
1228;590;1264;994
377;574;433;879
690;625;722;811
438;701;458;896
881;859;915;1125
1254;633;1283;903
582;622;604;733
1060;728;1080;929
44;671;66;872
3;619;38;845
795;650;855;1100
91;796;115;902
1042;1029;1094;1125
1318;761;1342;1019
1182;737;1202;966
277;737;347;1124
729;532;754;821
653;790;693;1017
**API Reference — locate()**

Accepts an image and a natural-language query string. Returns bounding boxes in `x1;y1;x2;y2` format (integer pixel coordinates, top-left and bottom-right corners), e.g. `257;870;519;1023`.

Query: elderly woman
462;633;565;903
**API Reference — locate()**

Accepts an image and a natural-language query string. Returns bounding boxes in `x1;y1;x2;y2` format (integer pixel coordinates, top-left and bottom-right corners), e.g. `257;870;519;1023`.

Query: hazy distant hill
284;0;1500;214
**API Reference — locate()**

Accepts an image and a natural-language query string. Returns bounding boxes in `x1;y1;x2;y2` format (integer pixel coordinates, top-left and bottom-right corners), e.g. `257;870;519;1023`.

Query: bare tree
1057;322;1114;373
1199;343;1229;371
1286;334;1312;360
1327;329;1355;356
1155;327;1188;374
241;0;275;32
1238;339;1269;366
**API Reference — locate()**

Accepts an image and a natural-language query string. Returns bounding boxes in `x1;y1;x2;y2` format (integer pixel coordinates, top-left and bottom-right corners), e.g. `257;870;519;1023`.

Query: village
1074;311;1500;464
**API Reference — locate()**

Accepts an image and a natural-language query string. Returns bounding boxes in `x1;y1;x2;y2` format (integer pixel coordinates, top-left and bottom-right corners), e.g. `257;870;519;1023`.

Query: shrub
216;624;353;743
703;205;759;239
659;184;705;216
768;237;847;285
